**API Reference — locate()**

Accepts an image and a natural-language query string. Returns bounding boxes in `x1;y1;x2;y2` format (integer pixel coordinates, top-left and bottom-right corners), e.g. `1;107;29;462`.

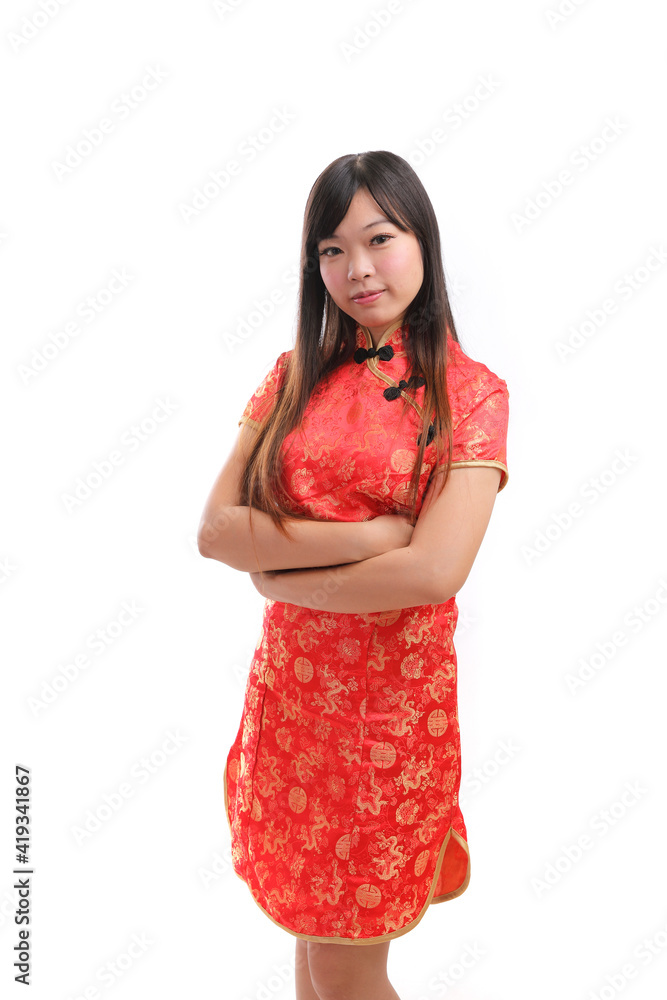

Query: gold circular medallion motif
414;849;430;876
335;834;351;860
294;657;314;683
428;708;449;737
390;449;416;474
355;883;381;908
374;609;402;627
370;742;396;768
288;786;307;813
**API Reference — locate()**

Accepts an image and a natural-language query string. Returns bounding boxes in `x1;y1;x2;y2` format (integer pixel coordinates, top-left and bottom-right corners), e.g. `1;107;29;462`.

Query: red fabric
224;322;509;943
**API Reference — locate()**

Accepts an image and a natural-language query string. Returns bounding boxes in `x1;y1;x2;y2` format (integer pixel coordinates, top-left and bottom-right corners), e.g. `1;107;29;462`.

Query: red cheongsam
223;319;509;945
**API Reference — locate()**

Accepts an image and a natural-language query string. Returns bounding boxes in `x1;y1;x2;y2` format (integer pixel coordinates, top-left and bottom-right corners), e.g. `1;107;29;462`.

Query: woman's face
317;186;424;343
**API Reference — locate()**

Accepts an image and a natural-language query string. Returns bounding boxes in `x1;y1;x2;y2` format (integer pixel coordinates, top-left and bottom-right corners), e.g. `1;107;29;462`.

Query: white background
2;1;666;998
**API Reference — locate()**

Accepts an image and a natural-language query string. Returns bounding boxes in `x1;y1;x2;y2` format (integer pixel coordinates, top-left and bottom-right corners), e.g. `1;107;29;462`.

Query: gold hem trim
450;459;509;491
222;760;471;946
430;829;471;902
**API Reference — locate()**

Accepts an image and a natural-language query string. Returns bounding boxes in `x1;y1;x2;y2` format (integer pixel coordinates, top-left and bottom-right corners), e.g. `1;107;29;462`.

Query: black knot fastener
382;375;426;400
353;344;395;364
417;423;436;447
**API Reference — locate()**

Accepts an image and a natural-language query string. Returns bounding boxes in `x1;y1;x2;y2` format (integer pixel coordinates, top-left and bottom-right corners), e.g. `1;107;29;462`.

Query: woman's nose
347;250;375;281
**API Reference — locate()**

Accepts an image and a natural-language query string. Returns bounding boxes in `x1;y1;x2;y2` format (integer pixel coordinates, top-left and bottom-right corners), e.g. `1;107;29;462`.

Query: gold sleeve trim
222;760;471;946
238;415;262;430
449;459;509;492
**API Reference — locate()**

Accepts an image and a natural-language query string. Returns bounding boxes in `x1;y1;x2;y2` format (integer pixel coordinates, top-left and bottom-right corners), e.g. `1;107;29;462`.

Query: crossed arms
197;423;502;614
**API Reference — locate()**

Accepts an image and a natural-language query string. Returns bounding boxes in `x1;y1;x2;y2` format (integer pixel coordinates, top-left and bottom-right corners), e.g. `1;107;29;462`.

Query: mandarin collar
355;320;406;353
354;321;455;357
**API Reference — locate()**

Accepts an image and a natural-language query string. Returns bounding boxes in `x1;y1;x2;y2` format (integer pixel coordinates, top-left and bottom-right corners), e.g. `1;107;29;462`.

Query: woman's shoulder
264;348;293;381
273;348;293;367
446;335;509;423
447;334;508;397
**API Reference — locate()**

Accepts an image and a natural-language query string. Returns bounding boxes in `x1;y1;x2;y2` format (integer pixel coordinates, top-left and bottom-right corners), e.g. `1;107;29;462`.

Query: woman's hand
366;513;415;556
249;568;301;598
246;514;414;598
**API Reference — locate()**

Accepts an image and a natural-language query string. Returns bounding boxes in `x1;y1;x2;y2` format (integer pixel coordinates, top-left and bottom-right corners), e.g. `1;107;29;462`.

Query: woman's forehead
317;191;409;240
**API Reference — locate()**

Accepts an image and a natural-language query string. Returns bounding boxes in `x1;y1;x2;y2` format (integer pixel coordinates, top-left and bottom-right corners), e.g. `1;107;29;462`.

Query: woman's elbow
198;536;245;571
197;519;218;559
197;535;217;560
428;561;467;605
197;509;239;566
197;522;212;557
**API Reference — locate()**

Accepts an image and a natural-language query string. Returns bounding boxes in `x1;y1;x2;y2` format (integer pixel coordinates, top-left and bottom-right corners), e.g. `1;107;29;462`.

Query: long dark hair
239;150;460;554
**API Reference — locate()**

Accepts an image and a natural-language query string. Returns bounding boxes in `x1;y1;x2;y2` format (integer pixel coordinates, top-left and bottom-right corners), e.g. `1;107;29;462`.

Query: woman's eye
319;234;394;257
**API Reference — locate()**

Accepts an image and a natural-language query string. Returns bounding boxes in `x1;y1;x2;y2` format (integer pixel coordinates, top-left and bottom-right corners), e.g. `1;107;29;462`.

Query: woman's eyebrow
320;218;391;241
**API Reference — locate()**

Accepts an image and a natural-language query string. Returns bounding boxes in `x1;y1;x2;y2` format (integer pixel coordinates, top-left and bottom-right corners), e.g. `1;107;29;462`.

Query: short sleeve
449;379;510;491
238;351;291;430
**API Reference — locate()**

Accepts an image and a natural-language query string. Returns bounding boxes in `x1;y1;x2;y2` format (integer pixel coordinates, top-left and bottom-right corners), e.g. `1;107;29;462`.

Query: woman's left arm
249;465;503;613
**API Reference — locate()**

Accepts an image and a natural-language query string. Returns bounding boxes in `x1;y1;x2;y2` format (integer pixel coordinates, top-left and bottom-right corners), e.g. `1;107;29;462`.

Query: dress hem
222;760;471;945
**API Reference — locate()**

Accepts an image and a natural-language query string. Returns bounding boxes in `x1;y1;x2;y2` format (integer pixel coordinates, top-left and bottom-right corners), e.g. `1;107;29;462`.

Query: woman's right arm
197;423;413;572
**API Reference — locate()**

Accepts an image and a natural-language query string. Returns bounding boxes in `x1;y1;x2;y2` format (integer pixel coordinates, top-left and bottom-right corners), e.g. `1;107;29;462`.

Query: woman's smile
351;289;385;304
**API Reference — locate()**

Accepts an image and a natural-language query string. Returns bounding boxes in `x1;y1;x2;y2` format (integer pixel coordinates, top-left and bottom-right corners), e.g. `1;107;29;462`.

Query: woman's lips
352;290;385;304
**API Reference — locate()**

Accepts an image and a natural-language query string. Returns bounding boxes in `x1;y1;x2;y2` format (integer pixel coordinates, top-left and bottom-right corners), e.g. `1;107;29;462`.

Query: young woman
198;151;510;1000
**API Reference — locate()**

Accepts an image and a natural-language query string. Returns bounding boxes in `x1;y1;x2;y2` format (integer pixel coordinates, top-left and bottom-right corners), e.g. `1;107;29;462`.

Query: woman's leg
295;938;320;1000
306;939;401;1000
